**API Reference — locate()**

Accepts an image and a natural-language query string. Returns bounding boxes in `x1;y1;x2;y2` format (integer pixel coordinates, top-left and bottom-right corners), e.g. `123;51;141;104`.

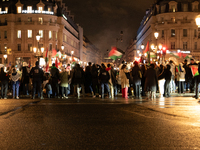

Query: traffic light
162;47;166;55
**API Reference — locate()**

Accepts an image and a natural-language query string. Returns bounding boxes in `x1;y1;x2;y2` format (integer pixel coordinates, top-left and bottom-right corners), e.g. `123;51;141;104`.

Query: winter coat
99;68;110;84
22;66;30;84
91;67;99;85
176;65;186;82
144;67;158;92
158;67;165;80
72;66;85;84
165;65;172;81
50;67;60;80
106;67;117;85
119;69;129;88
60;71;69;87
131;66;141;85
85;71;92;86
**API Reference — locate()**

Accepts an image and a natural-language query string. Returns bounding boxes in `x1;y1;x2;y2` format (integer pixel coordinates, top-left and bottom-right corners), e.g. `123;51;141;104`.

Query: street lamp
3;54;7;64
71;50;74;61
141;43;144;50
41;47;44;54
34;33;43;63
154;31;159;61
195;15;200;28
61;44;64;51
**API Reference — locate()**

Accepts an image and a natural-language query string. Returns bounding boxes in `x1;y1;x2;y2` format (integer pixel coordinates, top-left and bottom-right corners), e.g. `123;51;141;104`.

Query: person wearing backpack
72;63;85;98
50;63;60;98
131;61;142;98
99;63;111;99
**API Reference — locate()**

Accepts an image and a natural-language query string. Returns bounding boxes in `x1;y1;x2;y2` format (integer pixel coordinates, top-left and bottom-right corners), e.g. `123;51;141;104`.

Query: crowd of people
0;59;200;100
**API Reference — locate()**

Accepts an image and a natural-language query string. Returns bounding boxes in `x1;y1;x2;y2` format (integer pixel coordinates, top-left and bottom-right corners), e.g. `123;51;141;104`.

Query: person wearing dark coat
50;63;60;98
194;62;200;99
99;63;111;99
141;64;147;96
188;59;198;93
22;65;30;96
72;63;85;98
131;61;141;98
85;66;94;96
91;64;100;97
0;67;9;99
183;59;190;91
144;64;158;100
164;64;172;97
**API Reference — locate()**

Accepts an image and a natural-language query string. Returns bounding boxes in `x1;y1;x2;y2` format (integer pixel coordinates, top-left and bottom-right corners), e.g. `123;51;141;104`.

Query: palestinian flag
169;52;180;58
45;48;49;72
108;47;123;60
191;65;199;77
55;57;58;68
143;41;149;55
52;49;57;57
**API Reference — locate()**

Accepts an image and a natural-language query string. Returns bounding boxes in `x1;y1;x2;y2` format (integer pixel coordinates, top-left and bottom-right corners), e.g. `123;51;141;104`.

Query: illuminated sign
0;11;7;15
62;14;67;21
22;10;54;15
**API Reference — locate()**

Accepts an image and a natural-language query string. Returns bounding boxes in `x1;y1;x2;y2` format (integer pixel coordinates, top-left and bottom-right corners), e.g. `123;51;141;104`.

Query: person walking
164;64;172;97
30;61;44;99
158;64;166;98
72;64;85;98
144;64;158;100
194;62;200;100
0;67;9;99
50;63;60;98
60;67;69;99
11;68;21;99
177;63;186;94
131;61;142;98
119;64;129;98
99;63;111;99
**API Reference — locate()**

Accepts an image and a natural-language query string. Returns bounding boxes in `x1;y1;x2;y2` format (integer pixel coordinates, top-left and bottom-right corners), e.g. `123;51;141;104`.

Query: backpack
75;68;82;78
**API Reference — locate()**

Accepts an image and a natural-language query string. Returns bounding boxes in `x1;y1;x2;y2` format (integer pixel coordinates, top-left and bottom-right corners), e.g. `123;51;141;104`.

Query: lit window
27;30;32;38
171;29;175;37
0;8;1;12
17;30;21;38
28;17;32;22
38;17;43;24
17;6;21;13
39;30;43;38
48;7;51;11
5;7;8;13
38;7;43;12
49;31;52;39
27;6;32;13
28;44;32;51
195;42;197;50
183;4;188;12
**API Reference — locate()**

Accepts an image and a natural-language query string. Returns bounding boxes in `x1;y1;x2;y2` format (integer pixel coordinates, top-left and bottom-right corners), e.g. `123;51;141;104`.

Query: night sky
63;0;154;55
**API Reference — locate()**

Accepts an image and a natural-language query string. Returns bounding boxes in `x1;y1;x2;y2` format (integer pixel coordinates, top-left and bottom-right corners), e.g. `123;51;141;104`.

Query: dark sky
63;0;155;54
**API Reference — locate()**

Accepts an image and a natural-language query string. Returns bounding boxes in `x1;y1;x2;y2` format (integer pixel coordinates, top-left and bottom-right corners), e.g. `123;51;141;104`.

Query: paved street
0;95;200;149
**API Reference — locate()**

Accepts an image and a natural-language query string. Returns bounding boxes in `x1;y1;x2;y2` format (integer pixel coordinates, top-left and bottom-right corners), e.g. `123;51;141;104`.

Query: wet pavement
0;94;200;149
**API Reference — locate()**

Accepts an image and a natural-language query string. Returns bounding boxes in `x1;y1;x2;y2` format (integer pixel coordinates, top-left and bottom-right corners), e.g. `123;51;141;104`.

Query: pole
38;41;40;63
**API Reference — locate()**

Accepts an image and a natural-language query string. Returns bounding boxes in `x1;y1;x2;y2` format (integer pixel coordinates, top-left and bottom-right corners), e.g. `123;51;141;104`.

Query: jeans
164;80;170;97
33;80;42;98
134;84;140;97
101;83;110;96
1;81;8;98
170;75;176;93
51;78;59;97
74;84;85;97
178;81;184;93
61;87;69;97
12;81;20;98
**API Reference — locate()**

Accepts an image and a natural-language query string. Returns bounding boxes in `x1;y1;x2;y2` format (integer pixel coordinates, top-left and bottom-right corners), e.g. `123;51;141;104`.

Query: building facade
136;0;200;64
0;0;101;67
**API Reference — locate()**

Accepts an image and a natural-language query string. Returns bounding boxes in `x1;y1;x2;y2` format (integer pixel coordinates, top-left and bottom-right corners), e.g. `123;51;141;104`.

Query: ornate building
0;0;101;67
136;0;200;64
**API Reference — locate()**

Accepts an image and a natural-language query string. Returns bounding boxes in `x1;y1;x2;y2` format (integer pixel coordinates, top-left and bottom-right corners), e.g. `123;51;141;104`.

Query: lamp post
3;54;7;65
34;33;43;63
154;31;159;61
71;50;74;62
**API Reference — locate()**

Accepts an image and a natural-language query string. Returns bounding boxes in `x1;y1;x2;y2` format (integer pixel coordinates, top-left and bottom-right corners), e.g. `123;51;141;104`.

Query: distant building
0;0;100;67
136;0;200;64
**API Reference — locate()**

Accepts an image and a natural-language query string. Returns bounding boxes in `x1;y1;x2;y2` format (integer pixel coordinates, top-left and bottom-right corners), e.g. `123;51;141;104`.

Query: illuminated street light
154;32;159;39
61;44;64;51
196;15;200;27
33;47;37;53
151;44;155;50
141;43;145;50
159;45;162;50
41;47;44;54
3;54;7;59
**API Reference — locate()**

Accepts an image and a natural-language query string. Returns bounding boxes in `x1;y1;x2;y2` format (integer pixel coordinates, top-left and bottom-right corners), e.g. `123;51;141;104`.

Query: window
28;44;32;51
194;29;197;37
17;30;21;38
38;17;43;24
183;29;187;37
17;6;21;13
49;18;52;23
18;44;21;51
171;42;175;49
39;30;43;38
4;31;7;38
162;30;164;37
28;17;32;22
27;30;32;38
18;17;21;22
5;7;8;13
49;31;52;39
48;7;51;11
183;4;188;12
171;17;175;23
183;42;187;50
38;7;43;12
161;5;166;13
195;42;197;50
27;6;32;13
171;29;175;37
171;5;176;12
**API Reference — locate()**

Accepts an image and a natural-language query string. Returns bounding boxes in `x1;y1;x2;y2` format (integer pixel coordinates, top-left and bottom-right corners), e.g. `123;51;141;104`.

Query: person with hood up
176;63;186;94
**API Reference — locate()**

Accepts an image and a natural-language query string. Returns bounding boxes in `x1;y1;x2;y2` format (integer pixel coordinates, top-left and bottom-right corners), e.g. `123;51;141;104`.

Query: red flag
45;48;49;72
191;65;199;76
52;49;57;57
143;41;149;54
28;59;31;68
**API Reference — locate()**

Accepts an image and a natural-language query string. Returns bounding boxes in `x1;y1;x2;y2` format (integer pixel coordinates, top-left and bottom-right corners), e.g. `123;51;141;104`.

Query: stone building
136;0;200;64
0;0;100;67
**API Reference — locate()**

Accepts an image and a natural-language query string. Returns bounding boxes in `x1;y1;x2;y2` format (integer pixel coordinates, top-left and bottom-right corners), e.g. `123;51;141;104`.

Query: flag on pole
143;41;149;55
55;57;58;68
108;47;123;60
191;65;199;77
52;49;57;57
45;48;49;72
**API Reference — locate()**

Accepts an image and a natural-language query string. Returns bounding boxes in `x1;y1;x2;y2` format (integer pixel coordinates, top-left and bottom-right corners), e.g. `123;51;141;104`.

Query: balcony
24;21;34;25
0;22;7;26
